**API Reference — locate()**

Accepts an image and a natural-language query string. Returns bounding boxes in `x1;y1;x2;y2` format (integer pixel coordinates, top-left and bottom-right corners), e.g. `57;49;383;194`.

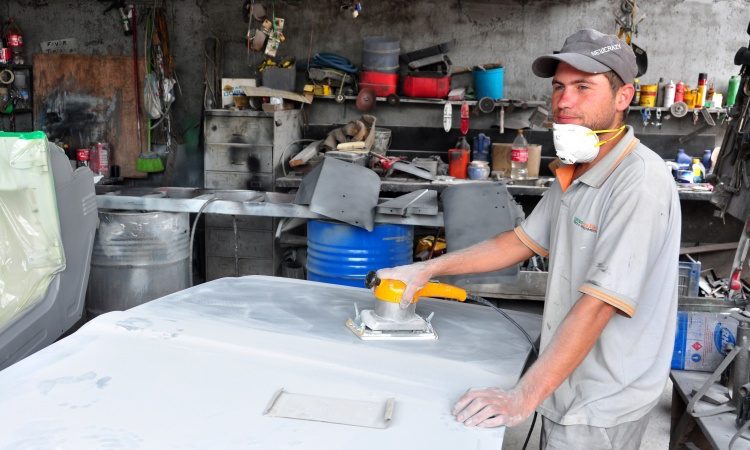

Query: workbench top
671;370;750;449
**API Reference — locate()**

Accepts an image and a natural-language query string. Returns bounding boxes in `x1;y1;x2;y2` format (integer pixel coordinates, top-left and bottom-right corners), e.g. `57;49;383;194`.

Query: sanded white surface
0;276;540;449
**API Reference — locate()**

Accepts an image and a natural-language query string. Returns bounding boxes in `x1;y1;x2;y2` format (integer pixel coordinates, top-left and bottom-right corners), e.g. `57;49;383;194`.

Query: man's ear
616;84;635;113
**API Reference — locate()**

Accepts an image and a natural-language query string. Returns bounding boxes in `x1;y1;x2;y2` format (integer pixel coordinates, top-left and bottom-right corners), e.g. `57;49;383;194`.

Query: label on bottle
511;148;528;163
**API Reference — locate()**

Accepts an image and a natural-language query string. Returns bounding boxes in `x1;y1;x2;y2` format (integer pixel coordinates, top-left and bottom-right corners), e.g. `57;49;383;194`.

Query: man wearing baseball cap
378;29;680;448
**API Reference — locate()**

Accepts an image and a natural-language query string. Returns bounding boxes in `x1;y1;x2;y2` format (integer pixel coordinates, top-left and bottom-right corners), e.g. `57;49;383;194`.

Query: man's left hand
452;387;535;428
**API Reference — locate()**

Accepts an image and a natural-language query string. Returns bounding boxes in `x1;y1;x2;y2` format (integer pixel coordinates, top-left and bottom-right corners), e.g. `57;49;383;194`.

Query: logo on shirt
573;216;598;233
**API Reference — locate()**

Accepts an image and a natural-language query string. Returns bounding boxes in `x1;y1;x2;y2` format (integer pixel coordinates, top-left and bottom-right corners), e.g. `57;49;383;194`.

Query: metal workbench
671;370;750;449
275;175;715;201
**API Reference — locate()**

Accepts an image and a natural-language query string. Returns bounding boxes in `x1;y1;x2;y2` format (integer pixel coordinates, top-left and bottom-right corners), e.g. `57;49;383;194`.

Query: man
377;29;680;449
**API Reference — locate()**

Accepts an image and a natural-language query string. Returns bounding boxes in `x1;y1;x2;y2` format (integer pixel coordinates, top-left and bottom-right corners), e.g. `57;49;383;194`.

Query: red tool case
359;71;398;97
402;75;451;99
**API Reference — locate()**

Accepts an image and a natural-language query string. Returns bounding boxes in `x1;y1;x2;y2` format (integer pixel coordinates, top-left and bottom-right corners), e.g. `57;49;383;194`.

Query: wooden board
33;54;146;178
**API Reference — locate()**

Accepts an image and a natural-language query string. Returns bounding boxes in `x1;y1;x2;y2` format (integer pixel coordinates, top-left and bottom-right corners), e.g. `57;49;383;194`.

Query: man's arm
377;230;535;307
453;294;617;427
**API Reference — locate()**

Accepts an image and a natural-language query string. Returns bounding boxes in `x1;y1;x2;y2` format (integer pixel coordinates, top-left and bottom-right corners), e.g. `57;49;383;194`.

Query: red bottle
674;81;685;103
460;101;470;135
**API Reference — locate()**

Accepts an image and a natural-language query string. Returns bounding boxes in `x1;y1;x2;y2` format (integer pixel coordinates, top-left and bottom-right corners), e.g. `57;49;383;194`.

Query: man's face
551;62;631;131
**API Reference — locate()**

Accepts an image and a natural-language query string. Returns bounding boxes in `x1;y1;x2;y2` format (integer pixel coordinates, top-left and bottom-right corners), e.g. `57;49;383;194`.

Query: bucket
639;84;657;107
362;36;400;73
371;127;392;155
473;66;504;100
86;211;190;316
306;220;413;287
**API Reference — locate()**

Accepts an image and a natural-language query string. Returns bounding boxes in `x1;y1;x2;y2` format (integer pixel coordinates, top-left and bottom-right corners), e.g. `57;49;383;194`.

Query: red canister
76;148;90;167
0;48;11;64
448;148;469;179
6;34;23;49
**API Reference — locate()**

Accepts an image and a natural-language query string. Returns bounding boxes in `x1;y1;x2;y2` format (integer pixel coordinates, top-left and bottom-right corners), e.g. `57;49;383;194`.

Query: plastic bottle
692;158;705;183
472;133;490;162
456;136;470;150
696;73;707;108
663;80;676;108
510;129;528;180
702;149;713;174
727;75;741;107
676;148;692;170
706;81;715;108
675;81;685;103
631;78;641;106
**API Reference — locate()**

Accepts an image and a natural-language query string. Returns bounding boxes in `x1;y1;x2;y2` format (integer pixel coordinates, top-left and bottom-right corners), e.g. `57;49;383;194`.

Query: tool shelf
315;94;545;109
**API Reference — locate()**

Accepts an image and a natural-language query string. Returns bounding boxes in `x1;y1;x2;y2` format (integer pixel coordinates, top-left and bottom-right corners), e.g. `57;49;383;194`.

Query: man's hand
375;262;433;309
452;387;535;428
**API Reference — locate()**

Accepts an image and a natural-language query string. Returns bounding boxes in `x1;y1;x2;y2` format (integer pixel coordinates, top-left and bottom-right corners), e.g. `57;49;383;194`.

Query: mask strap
591;125;627;148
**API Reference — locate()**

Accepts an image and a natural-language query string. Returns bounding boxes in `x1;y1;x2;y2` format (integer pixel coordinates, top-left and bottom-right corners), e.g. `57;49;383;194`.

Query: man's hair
603;70;625;94
603;70;627;124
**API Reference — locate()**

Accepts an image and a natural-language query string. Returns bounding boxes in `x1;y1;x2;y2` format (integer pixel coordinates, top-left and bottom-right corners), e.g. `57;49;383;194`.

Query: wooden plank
33;54;147;178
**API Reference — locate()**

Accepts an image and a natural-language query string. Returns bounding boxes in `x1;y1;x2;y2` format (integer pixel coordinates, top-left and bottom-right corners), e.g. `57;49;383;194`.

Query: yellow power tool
345;271;467;340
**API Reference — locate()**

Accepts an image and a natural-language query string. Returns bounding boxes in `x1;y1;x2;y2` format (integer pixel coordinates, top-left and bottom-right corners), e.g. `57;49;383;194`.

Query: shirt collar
578;126;639;189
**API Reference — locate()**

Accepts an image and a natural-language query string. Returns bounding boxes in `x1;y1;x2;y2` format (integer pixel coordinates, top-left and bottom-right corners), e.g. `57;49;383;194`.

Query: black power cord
468;294;539;450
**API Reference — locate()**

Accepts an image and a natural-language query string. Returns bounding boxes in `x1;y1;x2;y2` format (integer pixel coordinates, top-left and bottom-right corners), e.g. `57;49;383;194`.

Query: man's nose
555;87;576;110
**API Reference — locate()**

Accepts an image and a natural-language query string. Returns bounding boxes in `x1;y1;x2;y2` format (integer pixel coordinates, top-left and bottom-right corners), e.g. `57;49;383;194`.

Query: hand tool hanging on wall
615;0;647;76
100;0;132;35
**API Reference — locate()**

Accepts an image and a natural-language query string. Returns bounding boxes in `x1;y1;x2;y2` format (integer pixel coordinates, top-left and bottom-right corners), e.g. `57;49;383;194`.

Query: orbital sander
346;271;467;340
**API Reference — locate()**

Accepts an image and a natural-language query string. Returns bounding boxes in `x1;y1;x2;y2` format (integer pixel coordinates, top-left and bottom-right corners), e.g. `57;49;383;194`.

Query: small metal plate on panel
376;190;438;216
263;389;395;429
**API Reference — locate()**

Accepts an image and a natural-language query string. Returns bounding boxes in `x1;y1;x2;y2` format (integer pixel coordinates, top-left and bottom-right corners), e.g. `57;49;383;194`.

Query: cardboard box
491;143;541;178
671;310;738;372
221;78;257;108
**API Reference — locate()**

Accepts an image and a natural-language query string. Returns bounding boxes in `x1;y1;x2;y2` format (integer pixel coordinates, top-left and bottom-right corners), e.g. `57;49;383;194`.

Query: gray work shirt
515;126;681;427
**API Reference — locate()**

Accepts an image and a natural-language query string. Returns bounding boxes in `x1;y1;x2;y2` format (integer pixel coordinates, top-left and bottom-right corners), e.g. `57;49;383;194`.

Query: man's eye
577;85;589;91
552;85;564;91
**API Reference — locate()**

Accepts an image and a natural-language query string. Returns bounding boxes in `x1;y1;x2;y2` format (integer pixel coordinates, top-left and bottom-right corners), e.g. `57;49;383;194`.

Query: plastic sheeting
0;132;65;330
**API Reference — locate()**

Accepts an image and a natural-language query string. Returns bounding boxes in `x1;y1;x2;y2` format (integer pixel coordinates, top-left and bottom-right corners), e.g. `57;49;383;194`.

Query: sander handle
366;271;467;304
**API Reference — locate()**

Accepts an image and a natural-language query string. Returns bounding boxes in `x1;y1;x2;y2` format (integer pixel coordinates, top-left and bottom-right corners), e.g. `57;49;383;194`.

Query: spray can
675;80;685;103
631;78;641;106
727;75;741;107
696;73;708;108
663;80;676;108
656;78;665;107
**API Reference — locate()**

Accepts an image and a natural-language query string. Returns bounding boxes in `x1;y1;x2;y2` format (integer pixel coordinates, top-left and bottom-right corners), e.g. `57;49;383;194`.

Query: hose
311;52;358;74
188;196;219;286
467;294;539;450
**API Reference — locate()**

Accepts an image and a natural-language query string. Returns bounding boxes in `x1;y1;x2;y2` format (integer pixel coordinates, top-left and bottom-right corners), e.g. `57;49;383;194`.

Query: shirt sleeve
578;169;673;318
514;184;560;257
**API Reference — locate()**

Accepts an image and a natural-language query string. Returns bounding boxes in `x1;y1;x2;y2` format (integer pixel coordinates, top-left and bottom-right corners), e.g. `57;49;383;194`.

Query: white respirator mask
552;123;626;164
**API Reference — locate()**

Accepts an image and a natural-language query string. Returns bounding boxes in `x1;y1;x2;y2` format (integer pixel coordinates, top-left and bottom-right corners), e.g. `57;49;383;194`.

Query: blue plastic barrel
307;220;413;287
473;66;505;100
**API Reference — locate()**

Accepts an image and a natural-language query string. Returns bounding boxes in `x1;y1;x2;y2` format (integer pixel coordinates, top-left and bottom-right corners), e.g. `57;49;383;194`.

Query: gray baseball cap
532;29;637;83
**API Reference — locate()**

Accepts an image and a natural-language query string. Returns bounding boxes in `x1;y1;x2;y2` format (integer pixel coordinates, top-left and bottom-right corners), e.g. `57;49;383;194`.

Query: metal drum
86;210;190;316
306;220;413;288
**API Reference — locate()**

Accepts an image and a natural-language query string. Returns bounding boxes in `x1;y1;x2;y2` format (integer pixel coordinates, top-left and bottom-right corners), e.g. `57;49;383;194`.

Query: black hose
467;294;539;450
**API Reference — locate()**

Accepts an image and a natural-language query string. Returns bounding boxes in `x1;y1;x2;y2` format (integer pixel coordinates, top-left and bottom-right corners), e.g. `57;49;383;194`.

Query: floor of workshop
496;299;672;449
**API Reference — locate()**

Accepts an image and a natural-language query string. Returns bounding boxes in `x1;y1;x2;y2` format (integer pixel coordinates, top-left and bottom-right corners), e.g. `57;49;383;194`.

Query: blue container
473;66;504;100
307;220;413;287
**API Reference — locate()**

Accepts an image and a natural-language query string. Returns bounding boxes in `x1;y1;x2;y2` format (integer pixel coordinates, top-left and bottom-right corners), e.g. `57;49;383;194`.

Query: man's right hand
375;262;433;309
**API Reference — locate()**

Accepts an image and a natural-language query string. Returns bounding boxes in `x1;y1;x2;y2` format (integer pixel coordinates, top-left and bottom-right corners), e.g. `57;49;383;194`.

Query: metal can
6;34;23;49
76;148;90;168
0;48;11;64
639;84;658;107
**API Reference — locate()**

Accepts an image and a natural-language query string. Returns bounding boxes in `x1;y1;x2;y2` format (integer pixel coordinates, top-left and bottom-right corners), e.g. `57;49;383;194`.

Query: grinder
345;271;467;340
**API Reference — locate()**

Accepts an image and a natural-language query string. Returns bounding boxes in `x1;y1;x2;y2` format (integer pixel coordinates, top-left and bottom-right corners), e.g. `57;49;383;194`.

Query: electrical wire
467;294;539;450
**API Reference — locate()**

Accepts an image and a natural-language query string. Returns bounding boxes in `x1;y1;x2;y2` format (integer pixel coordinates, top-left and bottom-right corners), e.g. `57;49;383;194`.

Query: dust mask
552;124;626;164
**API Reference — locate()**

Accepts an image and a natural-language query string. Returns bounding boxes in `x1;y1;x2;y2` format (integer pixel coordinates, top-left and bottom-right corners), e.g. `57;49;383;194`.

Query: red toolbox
359;71;398;97
403;75;451;98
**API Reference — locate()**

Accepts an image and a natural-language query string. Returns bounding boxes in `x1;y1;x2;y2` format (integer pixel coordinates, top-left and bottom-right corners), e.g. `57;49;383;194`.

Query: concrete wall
4;0;750;183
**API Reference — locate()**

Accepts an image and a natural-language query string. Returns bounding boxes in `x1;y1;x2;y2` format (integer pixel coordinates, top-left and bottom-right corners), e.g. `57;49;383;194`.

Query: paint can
0;49;11;64
639;84;657;107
